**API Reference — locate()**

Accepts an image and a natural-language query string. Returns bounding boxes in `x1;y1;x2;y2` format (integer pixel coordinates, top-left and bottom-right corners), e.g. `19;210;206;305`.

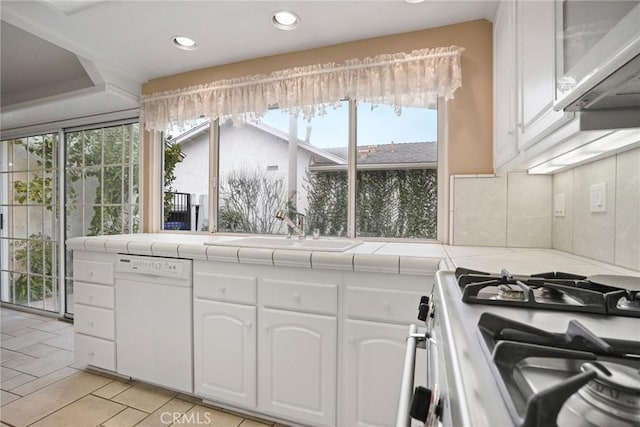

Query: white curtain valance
141;45;465;132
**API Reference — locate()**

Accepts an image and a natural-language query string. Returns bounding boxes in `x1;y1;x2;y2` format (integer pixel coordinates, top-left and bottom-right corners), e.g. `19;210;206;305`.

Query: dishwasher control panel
116;255;188;278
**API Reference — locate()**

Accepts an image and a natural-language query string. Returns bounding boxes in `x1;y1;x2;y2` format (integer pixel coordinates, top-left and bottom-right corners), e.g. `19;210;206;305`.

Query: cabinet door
258;308;337;427
493;0;519;169
517;0;571;148
342;319;426;427
194;299;256;407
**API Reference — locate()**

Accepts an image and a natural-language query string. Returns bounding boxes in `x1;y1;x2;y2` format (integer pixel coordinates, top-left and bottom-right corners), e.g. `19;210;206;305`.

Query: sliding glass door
64;122;140;314
0;134;60;311
0;120;140;316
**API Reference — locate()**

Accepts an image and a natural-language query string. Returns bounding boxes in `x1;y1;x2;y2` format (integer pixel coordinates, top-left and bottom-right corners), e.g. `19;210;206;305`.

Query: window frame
156;98;448;242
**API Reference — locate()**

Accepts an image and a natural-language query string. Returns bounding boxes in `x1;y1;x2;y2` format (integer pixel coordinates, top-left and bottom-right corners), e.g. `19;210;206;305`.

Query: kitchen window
161;100;439;240
148;45;462;241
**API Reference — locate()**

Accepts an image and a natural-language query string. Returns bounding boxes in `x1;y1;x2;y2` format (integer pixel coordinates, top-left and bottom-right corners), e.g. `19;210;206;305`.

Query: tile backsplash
450;147;639;271
553;147;639;271
451;172;552;248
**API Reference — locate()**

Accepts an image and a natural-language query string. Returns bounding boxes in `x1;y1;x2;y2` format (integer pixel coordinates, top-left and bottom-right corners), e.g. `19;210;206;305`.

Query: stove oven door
395;325;440;427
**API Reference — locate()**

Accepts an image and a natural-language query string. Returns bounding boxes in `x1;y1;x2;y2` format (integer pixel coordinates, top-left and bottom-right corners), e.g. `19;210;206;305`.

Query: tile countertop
443;245;640;277
66;234;639;278
65;234;448;276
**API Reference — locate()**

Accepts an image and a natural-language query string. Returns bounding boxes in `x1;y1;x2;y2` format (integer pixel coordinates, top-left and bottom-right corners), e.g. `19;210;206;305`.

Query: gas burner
477;313;640;427
617;291;640;311
497;284;525;301
576;362;640;424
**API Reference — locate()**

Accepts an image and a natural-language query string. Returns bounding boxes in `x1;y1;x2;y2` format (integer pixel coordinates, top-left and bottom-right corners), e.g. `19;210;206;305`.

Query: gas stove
405;268;640;427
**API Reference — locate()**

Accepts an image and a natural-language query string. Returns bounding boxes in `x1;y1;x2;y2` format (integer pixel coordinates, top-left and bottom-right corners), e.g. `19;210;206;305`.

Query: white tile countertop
443;246;640;277
66;233;447;276
66;233;639;277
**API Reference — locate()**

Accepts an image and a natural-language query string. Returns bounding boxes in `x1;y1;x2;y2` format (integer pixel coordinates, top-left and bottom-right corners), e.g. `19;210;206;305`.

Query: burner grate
455;267;640;318
477;313;640;427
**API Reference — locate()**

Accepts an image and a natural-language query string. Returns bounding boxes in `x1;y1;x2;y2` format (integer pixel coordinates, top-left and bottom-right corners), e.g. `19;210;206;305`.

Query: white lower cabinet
73;251;116;372
258;308;337;427
342;319;414;427
341;281;428;427
194;299;256;407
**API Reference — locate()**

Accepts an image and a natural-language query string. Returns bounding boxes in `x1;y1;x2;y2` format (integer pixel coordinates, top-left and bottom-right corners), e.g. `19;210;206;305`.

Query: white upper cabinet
493;0;574;172
516;0;573;149
493;0;519;169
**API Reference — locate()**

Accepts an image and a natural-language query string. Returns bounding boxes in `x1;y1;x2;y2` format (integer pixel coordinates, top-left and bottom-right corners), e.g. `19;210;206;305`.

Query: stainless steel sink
204;236;362;252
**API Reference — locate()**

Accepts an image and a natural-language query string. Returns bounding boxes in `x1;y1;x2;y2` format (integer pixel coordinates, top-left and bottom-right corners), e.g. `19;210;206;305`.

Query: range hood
563;53;640;111
527;2;640;174
531;55;640;174
554;1;640;112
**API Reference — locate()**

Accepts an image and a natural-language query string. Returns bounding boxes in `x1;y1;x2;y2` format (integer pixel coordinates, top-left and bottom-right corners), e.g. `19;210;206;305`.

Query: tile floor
0;306;288;427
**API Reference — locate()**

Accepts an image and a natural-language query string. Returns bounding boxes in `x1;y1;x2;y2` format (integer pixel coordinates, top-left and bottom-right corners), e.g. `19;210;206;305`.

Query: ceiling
0;0;497;135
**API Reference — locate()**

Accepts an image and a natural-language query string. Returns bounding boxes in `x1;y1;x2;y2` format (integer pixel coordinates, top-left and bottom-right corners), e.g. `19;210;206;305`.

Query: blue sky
261;103;437;149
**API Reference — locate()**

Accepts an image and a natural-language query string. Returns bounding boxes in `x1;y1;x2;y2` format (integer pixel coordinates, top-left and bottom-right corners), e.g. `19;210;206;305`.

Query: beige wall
142;19;493;231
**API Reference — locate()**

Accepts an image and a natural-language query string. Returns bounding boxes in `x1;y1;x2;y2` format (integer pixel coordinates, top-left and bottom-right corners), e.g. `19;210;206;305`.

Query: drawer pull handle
88;351;94;356
89;321;94;327
219;287;226;294
88;270;94;277
89;294;94;300
383;302;391;311
293;293;301;303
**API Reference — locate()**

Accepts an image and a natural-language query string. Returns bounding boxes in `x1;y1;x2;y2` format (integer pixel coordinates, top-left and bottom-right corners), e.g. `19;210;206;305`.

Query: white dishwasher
115;255;193;393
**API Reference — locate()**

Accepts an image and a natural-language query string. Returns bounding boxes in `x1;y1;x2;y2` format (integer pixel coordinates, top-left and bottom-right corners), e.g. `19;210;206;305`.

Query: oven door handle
395;324;426;427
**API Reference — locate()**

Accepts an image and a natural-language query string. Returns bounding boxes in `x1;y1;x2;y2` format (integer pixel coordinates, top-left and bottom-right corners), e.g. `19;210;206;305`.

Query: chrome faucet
275;209;306;238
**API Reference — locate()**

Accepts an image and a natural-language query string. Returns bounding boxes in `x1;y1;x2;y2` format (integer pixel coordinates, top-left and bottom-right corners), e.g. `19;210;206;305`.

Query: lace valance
141;45;465;131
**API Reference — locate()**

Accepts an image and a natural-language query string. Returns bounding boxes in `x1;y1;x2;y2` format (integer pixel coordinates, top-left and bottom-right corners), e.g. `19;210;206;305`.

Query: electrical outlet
589;183;607;213
554;193;565;217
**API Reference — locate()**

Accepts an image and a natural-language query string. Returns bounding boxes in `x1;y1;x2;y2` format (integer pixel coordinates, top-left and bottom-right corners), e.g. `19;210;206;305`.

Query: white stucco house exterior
168;120;346;230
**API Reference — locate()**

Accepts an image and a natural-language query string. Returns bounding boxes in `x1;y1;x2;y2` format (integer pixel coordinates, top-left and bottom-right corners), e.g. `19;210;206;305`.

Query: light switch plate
589;183;607;213
554;193;566;217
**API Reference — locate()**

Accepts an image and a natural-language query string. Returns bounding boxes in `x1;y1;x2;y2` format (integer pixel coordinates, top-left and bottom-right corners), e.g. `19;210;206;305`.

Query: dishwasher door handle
395;324;426;427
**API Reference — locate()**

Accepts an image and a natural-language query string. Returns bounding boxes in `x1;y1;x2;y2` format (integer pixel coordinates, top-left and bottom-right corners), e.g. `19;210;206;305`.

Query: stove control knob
410;386;431;422
418;296;430;321
435;398;443;419
418;304;429;321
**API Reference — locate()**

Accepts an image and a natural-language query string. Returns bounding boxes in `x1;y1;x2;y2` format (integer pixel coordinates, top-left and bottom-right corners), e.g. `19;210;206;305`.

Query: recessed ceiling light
172;35;197;51
405;0;425;3
272;10;300;30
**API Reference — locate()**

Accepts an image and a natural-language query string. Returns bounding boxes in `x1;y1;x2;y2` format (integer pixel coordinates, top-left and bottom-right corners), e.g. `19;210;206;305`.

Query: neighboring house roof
167;120;210;144
168;121;436;170
167;120;345;165
311;141;437;170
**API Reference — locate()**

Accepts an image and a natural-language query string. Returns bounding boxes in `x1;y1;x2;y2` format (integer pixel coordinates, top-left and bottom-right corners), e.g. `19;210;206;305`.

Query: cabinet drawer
74;282;114;309
74;259;114;285
195;272;257;305
262;279;337;315
74;305;115;340
345;287;423;324
75;333;116;371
